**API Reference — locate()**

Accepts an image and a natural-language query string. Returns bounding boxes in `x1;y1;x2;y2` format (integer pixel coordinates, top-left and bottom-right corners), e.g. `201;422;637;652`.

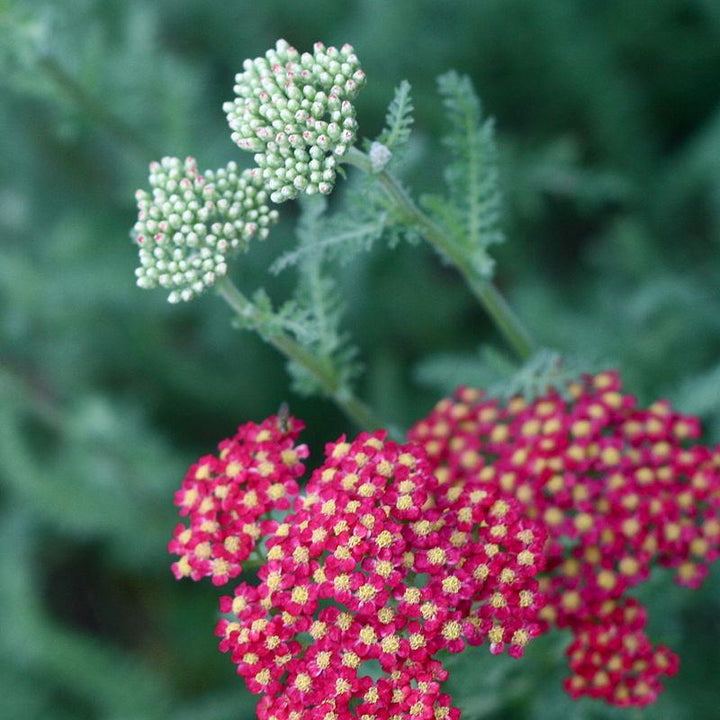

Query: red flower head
409;370;720;706
217;430;546;720
564;597;678;707
168;414;308;585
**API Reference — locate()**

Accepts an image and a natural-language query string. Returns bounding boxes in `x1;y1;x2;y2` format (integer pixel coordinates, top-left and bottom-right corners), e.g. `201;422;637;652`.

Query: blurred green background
2;1;720;718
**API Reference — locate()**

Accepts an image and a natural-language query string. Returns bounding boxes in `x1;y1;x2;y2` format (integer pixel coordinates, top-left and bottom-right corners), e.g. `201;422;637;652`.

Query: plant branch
216;277;383;431
343;147;536;361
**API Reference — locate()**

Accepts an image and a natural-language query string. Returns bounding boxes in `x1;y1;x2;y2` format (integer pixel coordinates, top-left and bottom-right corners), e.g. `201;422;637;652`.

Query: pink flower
409;370;720;706
168;414;308;585
216;430;545;720
564;598;678;707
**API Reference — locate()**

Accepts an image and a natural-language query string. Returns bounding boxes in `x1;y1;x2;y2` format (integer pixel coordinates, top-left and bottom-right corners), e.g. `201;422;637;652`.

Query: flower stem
216;277;383;431
343;147;536;362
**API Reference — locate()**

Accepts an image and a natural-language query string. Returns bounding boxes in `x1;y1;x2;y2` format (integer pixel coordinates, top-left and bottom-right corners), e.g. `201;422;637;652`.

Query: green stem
343;147;536;361
216;277;383;431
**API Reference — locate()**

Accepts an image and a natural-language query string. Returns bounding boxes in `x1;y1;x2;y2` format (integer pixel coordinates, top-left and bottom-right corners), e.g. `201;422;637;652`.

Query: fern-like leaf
416;347;595;403
499;350;598;402
377;80;414;152
270;214;386;274
424;71;504;277
284;198;361;396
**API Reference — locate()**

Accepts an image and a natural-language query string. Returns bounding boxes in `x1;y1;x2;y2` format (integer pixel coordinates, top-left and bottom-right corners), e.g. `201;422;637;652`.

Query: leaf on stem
269;212;386;274
284;198;361;396
423;71;504;277
416;346;597;402
376;80;415;155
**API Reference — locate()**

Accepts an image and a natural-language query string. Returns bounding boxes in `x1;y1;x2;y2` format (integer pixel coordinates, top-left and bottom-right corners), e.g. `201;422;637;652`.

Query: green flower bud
223;39;365;204
132;157;279;303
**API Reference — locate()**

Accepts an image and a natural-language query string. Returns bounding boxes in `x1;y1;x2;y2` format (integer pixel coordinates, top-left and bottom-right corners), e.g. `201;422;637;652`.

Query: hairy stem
216;277;383;431
343;147;536;361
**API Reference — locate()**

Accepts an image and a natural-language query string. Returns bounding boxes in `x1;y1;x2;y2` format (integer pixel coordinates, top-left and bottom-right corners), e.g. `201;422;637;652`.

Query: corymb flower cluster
168;371;720;712
409;370;720;707
133;157;278;303
224;39;365;203
220;432;545;720
169;415;307;585
171;420;545;720
133;40;365;302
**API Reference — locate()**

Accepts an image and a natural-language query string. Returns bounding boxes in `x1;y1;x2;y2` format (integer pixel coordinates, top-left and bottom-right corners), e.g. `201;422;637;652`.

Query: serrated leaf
415;347;598;403
282;199;362;397
430;71;504;276
499;349;599;401
270;215;386;274
377;79;414;152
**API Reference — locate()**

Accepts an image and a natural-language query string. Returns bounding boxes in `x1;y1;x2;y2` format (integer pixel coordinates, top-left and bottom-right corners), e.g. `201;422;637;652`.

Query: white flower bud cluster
133;157;279;303
223;39;365;204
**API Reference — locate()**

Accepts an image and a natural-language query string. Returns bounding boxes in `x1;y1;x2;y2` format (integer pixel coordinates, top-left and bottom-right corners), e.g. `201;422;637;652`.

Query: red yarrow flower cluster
408;370;720;707
216;430;546;720
564;597;678;706
169;415;308;585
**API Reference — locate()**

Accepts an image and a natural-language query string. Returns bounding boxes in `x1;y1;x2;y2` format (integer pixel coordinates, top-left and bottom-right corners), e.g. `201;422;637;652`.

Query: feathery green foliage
269;205;387;274
284;199;361;396
376;80;415;156
423;71;503;277
415;347;594;402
